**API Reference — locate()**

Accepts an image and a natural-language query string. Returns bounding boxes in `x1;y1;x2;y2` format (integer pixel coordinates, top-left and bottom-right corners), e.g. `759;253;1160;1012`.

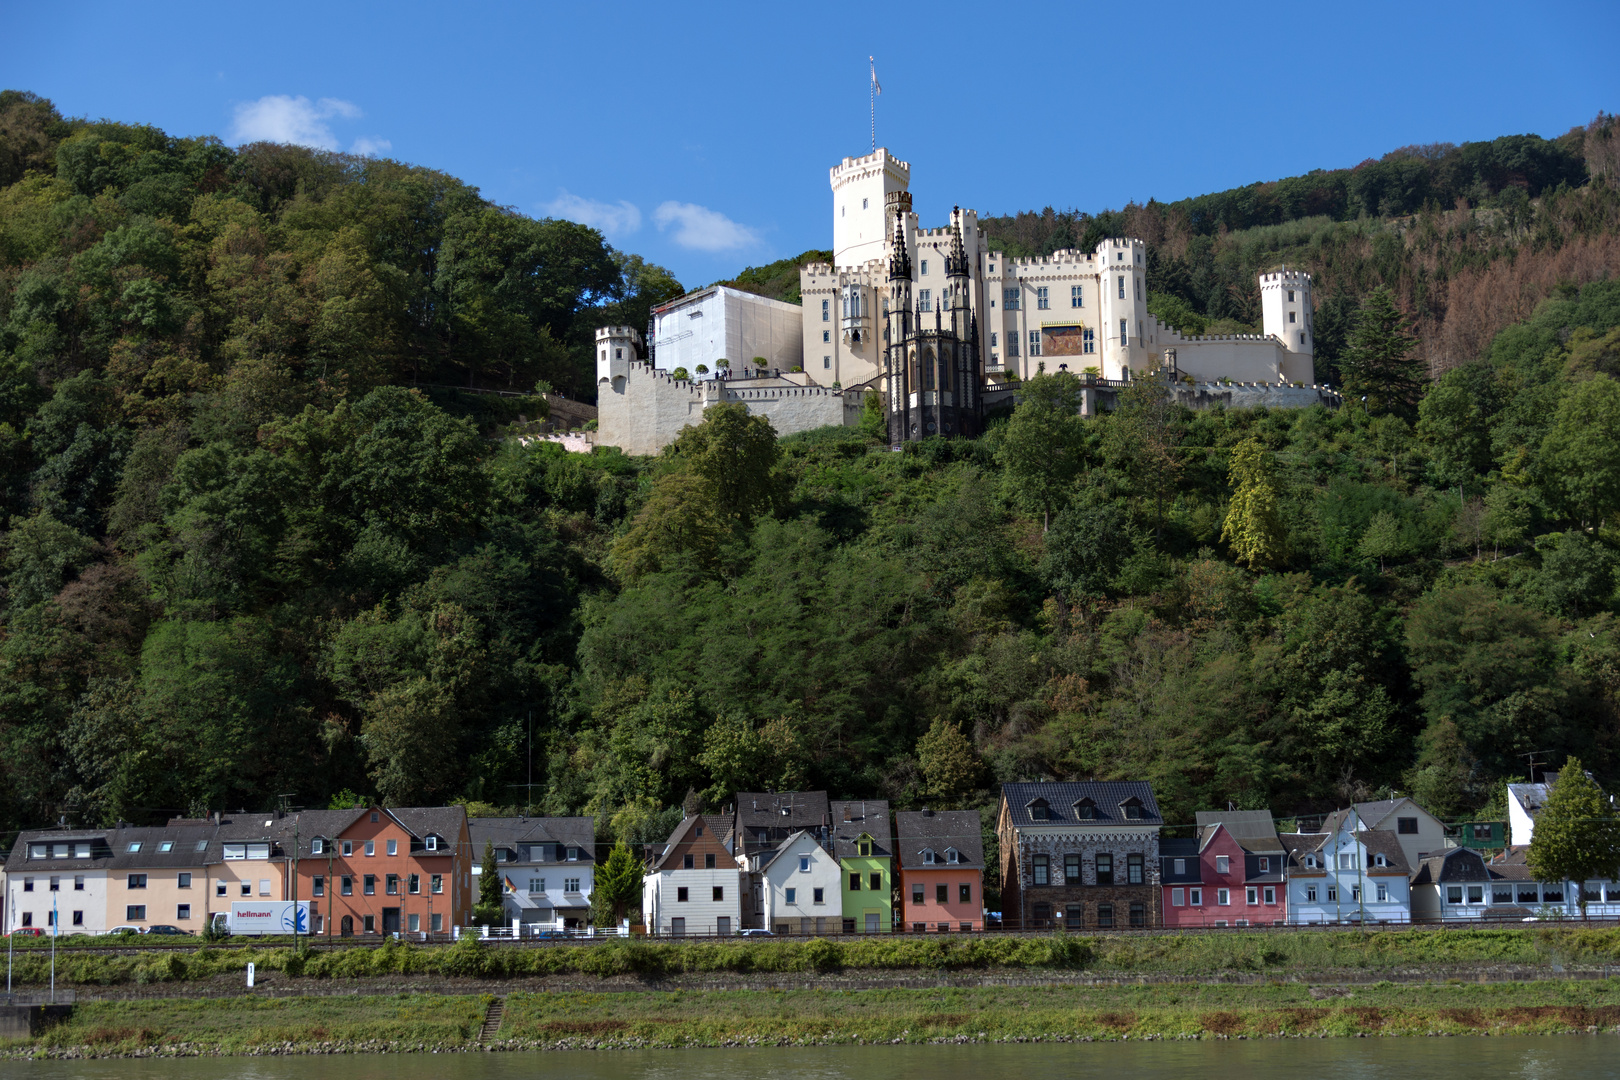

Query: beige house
1353;798;1450;868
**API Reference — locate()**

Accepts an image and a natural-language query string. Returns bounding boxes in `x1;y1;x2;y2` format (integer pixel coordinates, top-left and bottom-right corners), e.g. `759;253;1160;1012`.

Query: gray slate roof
1195;810;1284;853
894;809;984;870
468;817;593;864
1411;848;1498;886
734;791;830;855
830;800;891;860
1001;782;1163;828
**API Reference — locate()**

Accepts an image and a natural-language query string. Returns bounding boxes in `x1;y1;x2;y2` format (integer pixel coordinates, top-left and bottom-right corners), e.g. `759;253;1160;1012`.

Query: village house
641;814;744;936
998;781;1163;930
732;791;830;928
1162;811;1286;927
1352;797;1450;868
292;806;473;937
4;827;116;935
1282;810;1411;924
832;799;893;933
895;808;984;932
759;829;844;934
467;816;595;932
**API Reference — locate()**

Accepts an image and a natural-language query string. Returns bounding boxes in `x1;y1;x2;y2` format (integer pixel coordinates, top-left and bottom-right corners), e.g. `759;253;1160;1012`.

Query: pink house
1161;811;1287;927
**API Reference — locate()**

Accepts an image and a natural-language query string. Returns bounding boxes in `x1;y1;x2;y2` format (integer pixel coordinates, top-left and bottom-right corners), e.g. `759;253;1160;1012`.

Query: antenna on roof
1521;750;1551;784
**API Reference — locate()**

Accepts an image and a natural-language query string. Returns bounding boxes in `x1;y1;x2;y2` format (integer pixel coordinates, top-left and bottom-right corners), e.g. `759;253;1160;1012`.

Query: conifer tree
1220;437;1287;569
592;840;645;927
917;717;982;806
1526;758;1620;918
1341;287;1425;415
474;839;504;926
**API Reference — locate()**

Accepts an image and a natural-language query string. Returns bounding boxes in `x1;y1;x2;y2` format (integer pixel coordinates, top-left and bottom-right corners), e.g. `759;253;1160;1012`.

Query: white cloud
653;201;761;252
543;191;642;238
230;95;366;150
349;136;393;157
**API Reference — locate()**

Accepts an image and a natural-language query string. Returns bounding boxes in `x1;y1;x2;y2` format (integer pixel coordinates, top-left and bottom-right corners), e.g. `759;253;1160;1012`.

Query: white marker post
246;961;256;988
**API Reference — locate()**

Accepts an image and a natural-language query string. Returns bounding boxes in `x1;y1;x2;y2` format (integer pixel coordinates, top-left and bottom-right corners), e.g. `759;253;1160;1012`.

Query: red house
1162;811;1286;927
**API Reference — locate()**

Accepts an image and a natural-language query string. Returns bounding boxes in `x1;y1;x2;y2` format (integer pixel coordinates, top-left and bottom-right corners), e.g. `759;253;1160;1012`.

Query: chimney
212;811;221;826
922;808;934;818
843;805;852;821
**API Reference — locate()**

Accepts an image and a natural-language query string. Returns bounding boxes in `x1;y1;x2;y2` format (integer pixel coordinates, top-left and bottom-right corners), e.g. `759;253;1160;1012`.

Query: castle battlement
1259;269;1312;286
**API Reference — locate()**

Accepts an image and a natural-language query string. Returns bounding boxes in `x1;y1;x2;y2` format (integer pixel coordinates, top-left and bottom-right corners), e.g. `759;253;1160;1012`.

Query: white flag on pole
870;57;882;96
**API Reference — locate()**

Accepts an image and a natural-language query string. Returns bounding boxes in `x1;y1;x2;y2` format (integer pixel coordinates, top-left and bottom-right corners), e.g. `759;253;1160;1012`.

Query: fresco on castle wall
1042;325;1088;356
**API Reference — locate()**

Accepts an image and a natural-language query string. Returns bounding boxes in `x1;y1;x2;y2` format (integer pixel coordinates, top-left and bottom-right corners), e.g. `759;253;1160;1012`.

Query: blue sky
8;0;1617;289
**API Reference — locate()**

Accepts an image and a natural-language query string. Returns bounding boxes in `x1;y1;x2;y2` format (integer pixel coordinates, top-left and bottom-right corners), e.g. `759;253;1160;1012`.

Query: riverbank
7;980;1620;1058
8;926;1620;989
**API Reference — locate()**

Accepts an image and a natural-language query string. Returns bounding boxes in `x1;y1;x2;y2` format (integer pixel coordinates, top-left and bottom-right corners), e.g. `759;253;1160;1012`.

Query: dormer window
1121;799;1144;820
922;849;936;865
312;839;325;855
1304;854;1317;868
567;847;579;861
424;836;438;852
946;848;960;864
858;838;872;857
1374;854;1387;868
1028;800;1050;821
1075;800;1096;820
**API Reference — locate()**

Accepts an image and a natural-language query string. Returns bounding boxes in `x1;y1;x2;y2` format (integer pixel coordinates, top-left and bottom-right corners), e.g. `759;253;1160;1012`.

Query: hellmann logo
239;909;274;918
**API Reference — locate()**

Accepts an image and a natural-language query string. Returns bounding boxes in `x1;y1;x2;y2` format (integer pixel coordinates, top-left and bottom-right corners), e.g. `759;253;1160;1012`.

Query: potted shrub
671;367;690;381
696;364;709;376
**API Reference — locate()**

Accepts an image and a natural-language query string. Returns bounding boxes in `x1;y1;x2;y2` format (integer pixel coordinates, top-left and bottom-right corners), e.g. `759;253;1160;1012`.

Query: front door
865;913;879;933
382;907;400;934
670;917;685;936
716;916;730;936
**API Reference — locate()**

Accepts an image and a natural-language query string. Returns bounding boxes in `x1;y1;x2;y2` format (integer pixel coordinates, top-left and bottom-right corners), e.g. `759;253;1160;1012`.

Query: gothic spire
946;207;969;279
887;208;911;281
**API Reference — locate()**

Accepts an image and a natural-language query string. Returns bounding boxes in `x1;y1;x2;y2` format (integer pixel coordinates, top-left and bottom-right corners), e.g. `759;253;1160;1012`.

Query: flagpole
869;57;877;152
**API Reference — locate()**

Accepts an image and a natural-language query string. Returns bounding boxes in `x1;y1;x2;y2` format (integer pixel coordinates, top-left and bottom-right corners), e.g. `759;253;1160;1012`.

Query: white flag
870;57;882;96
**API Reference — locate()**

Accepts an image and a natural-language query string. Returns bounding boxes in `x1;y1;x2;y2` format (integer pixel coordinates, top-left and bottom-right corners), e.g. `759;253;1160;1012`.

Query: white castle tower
1096;238;1150;379
1259;269;1315;384
595;325;641;396
830;149;912;268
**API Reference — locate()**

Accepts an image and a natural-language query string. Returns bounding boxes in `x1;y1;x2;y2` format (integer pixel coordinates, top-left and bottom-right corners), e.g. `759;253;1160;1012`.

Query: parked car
740;928;775;937
5;927;45;937
145;924;191;936
104;925;144;935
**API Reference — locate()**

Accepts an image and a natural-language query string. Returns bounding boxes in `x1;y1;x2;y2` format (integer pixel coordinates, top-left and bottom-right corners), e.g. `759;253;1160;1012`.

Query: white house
641;815;745;936
3;830;113;935
1353;797;1451;868
468;816;595;932
1507;777;1560;847
1282;810;1412;924
759;829;843;934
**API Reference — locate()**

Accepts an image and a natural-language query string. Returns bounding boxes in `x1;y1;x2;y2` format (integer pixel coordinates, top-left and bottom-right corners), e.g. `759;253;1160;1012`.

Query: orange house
895;809;984;932
291;806;472;937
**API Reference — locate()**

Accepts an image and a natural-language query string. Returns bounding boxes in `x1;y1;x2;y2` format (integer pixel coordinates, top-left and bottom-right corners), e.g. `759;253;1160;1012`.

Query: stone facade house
998;781;1163;930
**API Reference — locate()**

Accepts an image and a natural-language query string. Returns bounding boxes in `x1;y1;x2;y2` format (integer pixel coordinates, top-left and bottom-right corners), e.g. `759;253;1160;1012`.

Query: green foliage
1220;437;1286;568
1342;287;1424;416
592;839;644;926
5;99;1620;837
473;840;502;926
1526;758;1620;914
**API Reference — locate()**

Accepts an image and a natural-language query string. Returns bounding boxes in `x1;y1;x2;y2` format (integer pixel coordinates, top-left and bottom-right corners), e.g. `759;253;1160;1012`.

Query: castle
593;147;1335;455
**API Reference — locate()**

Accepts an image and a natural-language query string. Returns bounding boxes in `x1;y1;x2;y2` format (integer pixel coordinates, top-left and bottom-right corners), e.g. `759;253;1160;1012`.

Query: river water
7;1039;1619;1080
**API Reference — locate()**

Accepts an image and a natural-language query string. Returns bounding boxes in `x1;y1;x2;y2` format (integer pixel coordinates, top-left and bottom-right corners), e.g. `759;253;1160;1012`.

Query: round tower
1260;269;1315;384
830;149;912;269
596;325;640;396
1095;238;1149;380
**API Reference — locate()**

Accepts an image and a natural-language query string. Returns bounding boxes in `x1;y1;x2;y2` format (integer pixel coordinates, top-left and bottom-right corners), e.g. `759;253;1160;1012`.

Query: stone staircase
477;997;504;1043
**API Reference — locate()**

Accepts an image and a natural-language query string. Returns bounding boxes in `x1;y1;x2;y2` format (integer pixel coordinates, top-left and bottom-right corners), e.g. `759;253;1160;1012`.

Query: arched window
923;348;936;389
340;915;353;936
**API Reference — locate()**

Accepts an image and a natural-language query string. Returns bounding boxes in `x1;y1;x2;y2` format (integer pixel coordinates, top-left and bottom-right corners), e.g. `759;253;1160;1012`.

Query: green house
832;800;892;932
1447;820;1508;850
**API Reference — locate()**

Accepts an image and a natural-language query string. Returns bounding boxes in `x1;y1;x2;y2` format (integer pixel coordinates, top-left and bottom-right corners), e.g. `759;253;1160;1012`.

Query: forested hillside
980;116;1619;383
3;91;1620;850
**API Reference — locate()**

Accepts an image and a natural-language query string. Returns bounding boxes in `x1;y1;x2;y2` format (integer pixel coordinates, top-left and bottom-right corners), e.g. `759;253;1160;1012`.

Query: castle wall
596;361;863;456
